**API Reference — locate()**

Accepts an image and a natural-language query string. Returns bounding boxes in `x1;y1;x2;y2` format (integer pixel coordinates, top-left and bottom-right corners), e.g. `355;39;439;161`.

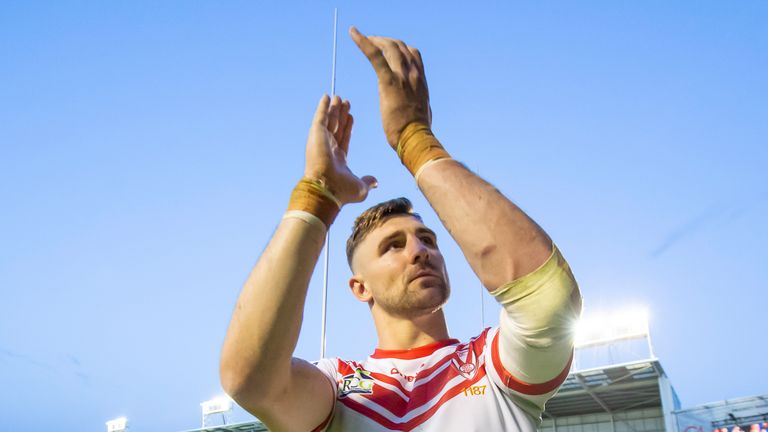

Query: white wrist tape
414;158;455;185
283;210;327;232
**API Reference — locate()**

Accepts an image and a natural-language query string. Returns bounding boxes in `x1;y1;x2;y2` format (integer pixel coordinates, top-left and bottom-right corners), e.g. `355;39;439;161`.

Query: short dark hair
345;197;422;269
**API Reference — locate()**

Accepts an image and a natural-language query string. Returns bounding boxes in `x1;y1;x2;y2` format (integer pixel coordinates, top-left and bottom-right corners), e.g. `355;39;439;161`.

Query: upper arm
236;358;336;432
485;245;581;418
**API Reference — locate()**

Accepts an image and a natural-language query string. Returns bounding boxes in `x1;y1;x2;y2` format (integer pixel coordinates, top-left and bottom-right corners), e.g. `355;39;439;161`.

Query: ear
349;275;372;302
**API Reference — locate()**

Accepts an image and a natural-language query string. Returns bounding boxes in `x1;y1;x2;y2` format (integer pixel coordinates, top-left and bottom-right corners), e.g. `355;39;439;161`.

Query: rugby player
220;27;582;431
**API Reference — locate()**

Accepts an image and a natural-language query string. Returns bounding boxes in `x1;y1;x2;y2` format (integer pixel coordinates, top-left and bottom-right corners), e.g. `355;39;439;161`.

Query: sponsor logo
339;367;375;398
390;367;416;382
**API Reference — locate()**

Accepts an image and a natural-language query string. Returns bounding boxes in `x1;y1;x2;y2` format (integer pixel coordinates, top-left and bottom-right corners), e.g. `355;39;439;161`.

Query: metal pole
319;7;338;360
479;281;485;328
330;8;338;97
477;167;485;329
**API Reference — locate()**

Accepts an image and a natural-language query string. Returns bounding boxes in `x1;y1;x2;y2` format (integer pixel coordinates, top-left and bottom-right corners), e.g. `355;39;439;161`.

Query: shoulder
313;357;368;379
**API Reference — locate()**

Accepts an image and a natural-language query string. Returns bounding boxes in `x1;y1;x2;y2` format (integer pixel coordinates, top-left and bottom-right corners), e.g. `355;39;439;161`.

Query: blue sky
1;1;766;431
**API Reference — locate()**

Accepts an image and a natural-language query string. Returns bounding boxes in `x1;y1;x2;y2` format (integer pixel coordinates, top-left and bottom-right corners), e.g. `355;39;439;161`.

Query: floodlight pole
320;7;338;360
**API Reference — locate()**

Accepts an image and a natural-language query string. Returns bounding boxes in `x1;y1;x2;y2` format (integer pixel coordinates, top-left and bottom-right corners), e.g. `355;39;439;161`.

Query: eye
420;236;436;247
383;239;404;252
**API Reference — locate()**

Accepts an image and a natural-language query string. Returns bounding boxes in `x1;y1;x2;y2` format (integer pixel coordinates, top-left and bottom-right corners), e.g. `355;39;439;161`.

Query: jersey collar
371;338;460;360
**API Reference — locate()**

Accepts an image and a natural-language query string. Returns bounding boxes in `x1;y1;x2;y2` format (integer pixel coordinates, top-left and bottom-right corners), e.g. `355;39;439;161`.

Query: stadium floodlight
106;417;128;432
201;395;234;427
201;395;233;415
574;306;651;349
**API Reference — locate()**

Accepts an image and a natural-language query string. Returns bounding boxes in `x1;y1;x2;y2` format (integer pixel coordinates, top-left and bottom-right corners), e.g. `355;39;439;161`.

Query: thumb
361;175;378;191
354;175;378;201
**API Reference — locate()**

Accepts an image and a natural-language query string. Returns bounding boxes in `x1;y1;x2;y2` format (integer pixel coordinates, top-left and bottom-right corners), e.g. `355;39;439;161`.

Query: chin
382;292;449;319
378;281;451;318
415;288;450;315
426;298;448;315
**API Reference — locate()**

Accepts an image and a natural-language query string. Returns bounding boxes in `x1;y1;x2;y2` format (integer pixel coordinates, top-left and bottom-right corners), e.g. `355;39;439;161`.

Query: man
220;27;582;431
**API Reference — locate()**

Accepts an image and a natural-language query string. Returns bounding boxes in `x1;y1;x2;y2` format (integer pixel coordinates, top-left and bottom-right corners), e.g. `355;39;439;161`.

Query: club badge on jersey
451;346;478;380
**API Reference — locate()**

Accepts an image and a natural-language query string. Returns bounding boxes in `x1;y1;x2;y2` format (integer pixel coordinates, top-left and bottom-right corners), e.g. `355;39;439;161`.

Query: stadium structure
106;307;766;432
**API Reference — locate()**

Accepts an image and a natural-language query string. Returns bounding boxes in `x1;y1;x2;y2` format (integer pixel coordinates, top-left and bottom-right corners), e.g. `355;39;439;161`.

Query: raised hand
304;94;378;205
350;26;431;149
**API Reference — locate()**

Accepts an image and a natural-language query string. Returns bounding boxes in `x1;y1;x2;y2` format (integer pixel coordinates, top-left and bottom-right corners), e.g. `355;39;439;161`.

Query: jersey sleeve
484;244;581;421
310;358;340;432
314;357;340;386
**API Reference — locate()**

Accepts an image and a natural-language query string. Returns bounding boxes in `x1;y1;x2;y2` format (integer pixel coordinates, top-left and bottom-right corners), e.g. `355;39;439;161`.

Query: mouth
410;270;440;283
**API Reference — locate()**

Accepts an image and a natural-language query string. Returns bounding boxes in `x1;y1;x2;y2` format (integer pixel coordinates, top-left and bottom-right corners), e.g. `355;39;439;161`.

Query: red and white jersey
315;327;571;431
314;246;579;431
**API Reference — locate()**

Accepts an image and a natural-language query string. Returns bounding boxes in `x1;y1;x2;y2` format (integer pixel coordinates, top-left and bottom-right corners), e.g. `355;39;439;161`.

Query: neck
372;307;450;350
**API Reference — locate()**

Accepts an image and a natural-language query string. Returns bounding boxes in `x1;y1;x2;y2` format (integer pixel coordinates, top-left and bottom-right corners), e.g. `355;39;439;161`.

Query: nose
407;236;430;264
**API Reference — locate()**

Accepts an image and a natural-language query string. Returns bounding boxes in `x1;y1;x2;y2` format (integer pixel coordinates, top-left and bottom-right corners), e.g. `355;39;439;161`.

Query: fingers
313;94;330;127
369;36;409;79
314;94;352;149
336;99;350;142
349;26;394;81
335;99;352;154
351;26;424;87
327;95;342;135
408;46;425;76
340;110;353;155
394;40;414;70
393;40;422;89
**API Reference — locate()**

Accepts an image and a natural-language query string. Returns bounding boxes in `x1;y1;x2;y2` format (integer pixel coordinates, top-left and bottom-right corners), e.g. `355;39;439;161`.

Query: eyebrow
377;227;437;250
417;227;437;240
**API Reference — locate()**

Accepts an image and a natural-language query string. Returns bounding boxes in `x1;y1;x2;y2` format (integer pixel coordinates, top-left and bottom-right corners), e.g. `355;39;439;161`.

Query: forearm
217;94;372;429
220;217;326;401
417;159;552;290
348;30;553;289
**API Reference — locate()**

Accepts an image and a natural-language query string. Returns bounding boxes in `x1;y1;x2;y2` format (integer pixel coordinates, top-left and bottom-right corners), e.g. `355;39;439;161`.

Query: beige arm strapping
491;245;581;387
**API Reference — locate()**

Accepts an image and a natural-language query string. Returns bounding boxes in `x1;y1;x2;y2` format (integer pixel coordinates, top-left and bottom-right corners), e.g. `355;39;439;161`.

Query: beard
375;273;451;319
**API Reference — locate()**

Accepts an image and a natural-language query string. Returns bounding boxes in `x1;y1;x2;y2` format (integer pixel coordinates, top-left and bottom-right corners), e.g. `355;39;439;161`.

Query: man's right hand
350;26;432;149
304;94;378;204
